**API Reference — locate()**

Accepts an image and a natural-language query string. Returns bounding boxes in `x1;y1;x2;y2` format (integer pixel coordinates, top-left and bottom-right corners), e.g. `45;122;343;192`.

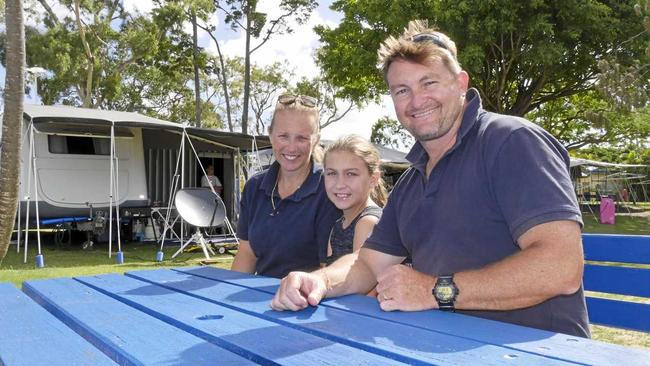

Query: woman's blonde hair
377;19;461;79
269;93;323;163
324;134;388;207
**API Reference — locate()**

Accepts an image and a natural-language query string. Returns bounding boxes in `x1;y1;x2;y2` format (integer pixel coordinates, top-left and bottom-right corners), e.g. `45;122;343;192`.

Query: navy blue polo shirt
236;161;340;278
365;89;590;337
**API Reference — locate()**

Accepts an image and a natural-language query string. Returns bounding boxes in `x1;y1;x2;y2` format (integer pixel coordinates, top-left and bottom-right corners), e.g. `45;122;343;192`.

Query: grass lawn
0;238;233;288
582;212;650;235
2;216;650;350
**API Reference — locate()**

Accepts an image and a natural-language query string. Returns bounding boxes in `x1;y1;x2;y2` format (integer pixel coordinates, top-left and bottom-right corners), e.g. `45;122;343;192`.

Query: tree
370;116;413;150
292;76;356;130
25;1;213;125
0;0;25;259
249;62;291;135
529;91;650;150
316;1;646;116
216;0;317;134
156;0;216;127
214;57;292;134
29;0;159;108
596;0;650;111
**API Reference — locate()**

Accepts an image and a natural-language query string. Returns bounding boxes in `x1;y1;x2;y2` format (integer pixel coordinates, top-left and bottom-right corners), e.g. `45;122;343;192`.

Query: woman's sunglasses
278;94;318;108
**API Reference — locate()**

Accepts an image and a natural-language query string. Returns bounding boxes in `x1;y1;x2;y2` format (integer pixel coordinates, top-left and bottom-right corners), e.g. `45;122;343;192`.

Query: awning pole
30;125;44;267
112;123;123;262
108;125;114;258
23;122;34;263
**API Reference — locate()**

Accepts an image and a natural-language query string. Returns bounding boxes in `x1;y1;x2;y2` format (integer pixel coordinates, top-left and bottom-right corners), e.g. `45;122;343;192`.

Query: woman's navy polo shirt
236;161;340;278
365;89;589;337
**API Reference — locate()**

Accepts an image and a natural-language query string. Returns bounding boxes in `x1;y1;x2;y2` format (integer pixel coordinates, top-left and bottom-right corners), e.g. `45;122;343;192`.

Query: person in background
271;20;589;338
231;93;340;278
201;164;223;195
322;135;387;266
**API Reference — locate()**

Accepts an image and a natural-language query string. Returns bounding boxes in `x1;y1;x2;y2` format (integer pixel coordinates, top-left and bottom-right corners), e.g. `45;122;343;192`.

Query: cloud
321;95;397;143
209;2;337;79
204;3;394;140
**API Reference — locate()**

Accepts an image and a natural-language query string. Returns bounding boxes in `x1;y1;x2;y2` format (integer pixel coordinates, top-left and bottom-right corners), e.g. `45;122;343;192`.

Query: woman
231;94;340;278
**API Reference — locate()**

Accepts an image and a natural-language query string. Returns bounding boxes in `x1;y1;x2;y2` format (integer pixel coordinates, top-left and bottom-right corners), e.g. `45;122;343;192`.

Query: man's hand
270;271;328;311
376;264;437;312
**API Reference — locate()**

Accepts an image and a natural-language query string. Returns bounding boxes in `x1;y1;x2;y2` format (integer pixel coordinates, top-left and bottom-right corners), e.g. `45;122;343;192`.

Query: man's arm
376;220;584;312
455;220;583;310
271;248;403;311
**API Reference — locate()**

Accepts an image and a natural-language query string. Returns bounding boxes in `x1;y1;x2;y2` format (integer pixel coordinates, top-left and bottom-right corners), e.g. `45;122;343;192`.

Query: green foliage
22;0;213;124
249;61;292;134
572;144;650;166
317;1;646;117
596;0;650;111
370;116;413;150
528;91;650;150
214;57;292;134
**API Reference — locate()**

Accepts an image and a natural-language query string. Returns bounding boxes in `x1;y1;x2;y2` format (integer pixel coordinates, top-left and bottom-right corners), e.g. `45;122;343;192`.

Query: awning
569;157;647;168
23;104;271;151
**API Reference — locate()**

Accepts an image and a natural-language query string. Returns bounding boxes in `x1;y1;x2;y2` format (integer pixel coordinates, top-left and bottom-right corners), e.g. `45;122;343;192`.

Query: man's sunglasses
278;94;318;108
410;33;450;52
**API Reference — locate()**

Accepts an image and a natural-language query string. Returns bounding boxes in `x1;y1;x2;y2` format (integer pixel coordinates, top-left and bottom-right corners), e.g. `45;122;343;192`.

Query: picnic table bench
582;233;650;333
1;265;649;365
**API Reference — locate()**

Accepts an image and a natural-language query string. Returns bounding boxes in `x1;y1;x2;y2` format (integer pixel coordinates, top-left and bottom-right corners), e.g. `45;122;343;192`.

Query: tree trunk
215;41;233;132
0;0;25;260
191;10;202;127
241;4;252;135
74;0;95;108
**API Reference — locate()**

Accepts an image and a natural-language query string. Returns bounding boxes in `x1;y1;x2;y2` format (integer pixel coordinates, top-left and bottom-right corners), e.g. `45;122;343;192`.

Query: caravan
17;104;269;254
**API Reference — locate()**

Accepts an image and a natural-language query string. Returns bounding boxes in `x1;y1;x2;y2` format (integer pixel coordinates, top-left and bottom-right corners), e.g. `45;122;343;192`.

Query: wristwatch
433;275;459;311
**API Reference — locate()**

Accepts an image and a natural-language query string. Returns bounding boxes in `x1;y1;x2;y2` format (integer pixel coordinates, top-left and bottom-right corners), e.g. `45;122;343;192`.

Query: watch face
435;285;454;301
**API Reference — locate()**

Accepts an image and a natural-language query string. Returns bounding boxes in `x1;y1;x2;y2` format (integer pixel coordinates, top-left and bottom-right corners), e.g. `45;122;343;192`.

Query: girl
323;135;388;265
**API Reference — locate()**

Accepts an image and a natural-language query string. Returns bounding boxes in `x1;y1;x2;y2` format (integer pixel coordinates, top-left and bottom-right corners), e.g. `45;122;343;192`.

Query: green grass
0;239;233;288
582;213;650;235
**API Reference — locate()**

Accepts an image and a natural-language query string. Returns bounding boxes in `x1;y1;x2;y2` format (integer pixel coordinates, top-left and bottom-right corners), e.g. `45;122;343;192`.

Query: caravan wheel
218;246;226;255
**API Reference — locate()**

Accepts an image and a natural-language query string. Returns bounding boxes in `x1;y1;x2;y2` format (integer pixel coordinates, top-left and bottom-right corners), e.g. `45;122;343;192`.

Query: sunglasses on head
410;33;450;52
278;94;318;108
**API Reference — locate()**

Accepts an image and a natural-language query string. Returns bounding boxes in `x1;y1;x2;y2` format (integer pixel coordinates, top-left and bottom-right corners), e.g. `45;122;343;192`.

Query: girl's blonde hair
324;134;388;207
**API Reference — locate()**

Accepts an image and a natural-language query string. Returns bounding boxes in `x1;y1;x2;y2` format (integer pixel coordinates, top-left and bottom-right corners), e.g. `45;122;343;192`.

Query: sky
5;0;399;144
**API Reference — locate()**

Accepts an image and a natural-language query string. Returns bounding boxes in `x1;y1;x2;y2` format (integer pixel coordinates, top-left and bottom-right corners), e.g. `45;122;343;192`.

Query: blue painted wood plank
128;268;578;366
22;278;257;366
75;273;408;366
177;266;650;366
584;264;650;297
583;234;650;264
0;282;116;366
586;297;650;333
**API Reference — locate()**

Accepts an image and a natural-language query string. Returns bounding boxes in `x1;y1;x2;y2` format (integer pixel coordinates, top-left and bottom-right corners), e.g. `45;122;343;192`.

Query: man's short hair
377;20;462;78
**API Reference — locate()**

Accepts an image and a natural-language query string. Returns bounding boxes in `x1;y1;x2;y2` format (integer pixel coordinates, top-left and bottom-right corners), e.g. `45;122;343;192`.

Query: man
201;164;223;195
271;20;589;338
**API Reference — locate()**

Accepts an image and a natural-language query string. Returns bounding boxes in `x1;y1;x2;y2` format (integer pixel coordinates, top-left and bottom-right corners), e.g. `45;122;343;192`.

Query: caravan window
48;135;111;155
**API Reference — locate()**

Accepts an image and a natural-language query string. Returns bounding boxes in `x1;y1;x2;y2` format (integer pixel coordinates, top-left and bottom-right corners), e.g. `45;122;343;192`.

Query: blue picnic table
1;266;649;365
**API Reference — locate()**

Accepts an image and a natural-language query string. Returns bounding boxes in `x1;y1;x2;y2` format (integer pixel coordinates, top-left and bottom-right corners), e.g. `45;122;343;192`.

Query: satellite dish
174;188;226;228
